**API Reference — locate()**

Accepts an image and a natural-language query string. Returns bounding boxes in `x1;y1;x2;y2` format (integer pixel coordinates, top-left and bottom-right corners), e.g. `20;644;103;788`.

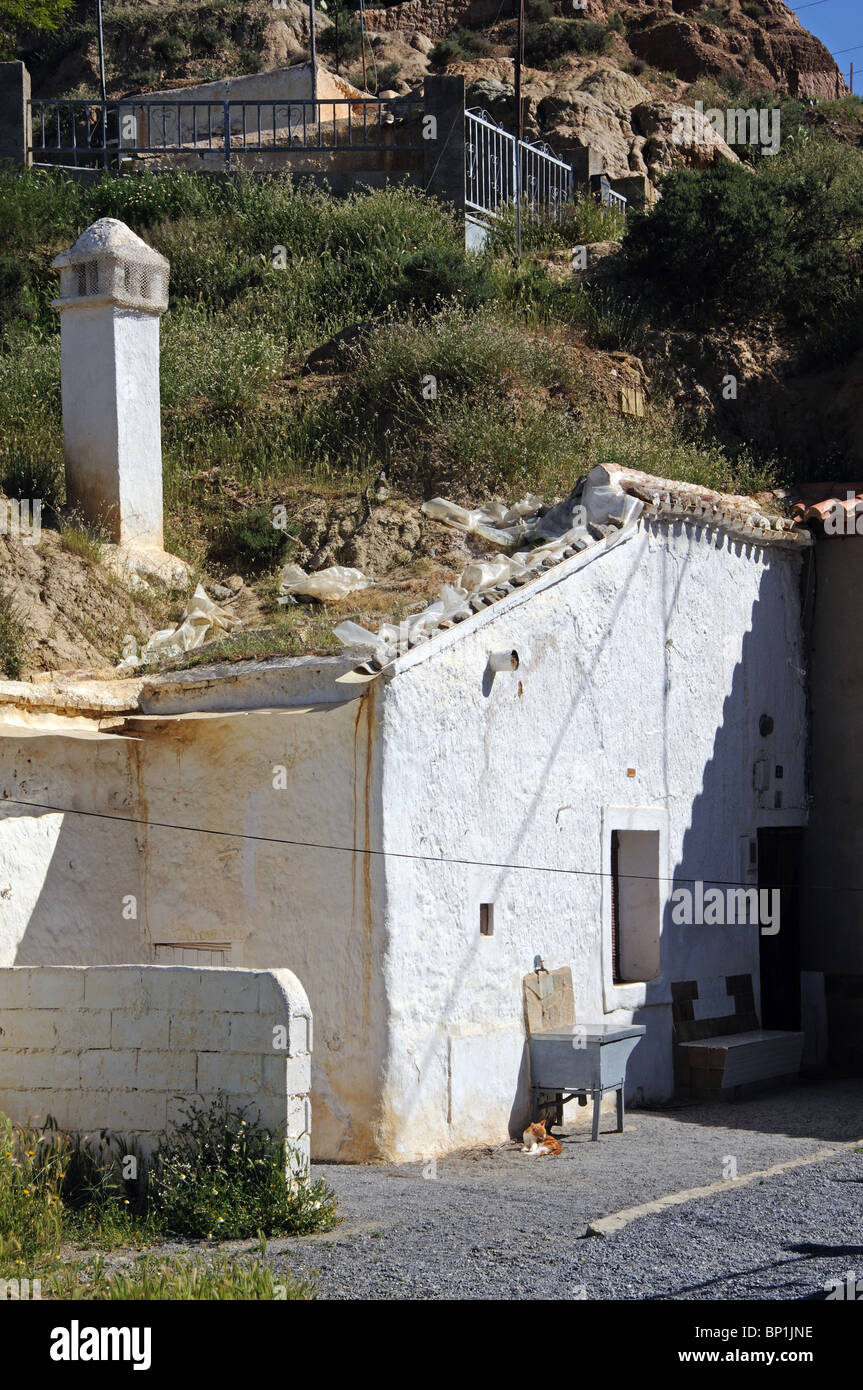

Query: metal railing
596;174;627;214
464;107;573;221
28;97;424;169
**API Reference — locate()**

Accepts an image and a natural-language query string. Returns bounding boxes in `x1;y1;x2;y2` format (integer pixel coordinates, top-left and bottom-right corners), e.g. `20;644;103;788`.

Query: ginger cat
521;1121;562;1156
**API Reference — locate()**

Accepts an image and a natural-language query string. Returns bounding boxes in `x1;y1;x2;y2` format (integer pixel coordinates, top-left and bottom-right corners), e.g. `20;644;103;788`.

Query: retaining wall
0;966;312;1157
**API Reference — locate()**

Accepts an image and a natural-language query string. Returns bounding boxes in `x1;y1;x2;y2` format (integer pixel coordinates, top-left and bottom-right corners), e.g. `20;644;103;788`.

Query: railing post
422;74;465;215
223;100;231;169
0;61;31;167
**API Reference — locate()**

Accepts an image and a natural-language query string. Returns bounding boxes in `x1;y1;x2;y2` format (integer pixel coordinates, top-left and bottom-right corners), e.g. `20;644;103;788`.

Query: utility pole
96;0;107;103
359;0;368;91
851;62;855;94
514;0;524;255
309;0;317;103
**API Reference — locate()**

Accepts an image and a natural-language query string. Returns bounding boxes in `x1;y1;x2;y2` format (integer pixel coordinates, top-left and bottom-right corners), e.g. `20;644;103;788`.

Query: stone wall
0;966;313;1157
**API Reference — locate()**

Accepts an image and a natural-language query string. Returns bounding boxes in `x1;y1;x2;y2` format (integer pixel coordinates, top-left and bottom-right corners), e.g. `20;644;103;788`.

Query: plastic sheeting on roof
277;563;374;603
334;469;644;667
117;584;242;670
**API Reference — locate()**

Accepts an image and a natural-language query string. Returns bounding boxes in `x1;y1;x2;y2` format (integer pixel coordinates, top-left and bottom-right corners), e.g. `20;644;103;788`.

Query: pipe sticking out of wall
488;650;520;673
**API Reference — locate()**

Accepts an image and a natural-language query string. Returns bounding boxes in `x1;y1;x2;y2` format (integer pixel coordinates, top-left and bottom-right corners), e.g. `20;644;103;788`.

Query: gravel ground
264;1080;863;1300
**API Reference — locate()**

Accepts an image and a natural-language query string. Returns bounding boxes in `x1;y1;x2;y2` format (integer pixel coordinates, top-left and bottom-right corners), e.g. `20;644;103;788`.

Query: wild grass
46;1240;315;1299
0;593;29;679
0;1103;338;1290
0;166;785;583
58;519;104;564
484;194;625;257
50;1249;316;1300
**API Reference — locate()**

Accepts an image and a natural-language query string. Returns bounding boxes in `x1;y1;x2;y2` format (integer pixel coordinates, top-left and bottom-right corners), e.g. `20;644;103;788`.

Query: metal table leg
591;1088;601;1141
616;1085;624;1133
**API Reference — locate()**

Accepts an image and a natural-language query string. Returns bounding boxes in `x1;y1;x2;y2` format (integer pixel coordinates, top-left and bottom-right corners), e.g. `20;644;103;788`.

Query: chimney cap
52;217;169;314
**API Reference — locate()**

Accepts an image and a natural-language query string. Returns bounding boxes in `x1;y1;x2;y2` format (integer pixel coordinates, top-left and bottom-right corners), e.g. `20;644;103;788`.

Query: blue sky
788;0;863;85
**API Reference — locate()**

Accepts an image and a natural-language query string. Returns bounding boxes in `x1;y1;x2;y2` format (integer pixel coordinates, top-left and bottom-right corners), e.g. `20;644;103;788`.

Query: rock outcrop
464;62;737;182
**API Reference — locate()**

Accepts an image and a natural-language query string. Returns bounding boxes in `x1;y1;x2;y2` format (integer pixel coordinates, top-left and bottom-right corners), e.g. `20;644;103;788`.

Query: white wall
375;519;808;1158
0;966;312;1157
0;699;386;1162
0;518;808;1163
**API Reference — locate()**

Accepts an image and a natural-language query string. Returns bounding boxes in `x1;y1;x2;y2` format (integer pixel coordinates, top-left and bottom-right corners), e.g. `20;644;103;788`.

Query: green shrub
525;0;554;19
523;19;611;68
395;243;495;311
152;33;190;64
620;162;787;326
214;504;293;571
149;1098;339;1240
624;139;863;334
0;593;28;680
430;27;492;68
351;60;401;94
319;15;364;66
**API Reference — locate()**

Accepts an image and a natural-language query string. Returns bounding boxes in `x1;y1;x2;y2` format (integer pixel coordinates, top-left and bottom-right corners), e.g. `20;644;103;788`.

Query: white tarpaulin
420;495;545;549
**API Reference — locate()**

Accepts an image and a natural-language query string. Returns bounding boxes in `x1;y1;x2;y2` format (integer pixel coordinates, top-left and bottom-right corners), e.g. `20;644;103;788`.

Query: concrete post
52;219;170;550
570;144;603;190
422;73;465;214
0;62;31;167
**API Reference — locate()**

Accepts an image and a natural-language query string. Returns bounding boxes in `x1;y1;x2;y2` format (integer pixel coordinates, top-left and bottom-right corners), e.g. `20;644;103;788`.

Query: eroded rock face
466;63;736;183
363;0;843;100
628;6;844;101
263;3;332;68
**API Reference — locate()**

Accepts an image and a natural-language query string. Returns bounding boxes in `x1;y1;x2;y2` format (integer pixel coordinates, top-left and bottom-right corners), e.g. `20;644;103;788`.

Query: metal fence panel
465;107;573;222
28;97;424;168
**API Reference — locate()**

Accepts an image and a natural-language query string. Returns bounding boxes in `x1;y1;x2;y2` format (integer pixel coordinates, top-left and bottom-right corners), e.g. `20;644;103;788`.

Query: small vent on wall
479;904;494;937
154;943;231;965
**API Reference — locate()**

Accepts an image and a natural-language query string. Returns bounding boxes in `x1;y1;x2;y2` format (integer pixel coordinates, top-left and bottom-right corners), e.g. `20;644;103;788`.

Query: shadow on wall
666;530;806;1092
0;730;146;967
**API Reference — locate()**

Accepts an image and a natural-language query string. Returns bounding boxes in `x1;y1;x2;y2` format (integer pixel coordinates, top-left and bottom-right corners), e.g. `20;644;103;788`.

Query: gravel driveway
266;1080;863;1300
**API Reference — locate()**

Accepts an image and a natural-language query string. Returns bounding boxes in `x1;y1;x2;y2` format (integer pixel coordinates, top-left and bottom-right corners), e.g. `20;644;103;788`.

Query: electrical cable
0;795;855;894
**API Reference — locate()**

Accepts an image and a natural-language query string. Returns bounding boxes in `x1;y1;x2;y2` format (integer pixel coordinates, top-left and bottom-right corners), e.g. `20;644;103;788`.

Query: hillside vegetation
2;0;862;677
0;168;778;549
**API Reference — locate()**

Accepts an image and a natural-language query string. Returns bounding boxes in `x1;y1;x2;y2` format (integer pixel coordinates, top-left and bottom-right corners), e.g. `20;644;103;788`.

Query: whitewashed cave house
0;218;812;1162
0;462;811;1161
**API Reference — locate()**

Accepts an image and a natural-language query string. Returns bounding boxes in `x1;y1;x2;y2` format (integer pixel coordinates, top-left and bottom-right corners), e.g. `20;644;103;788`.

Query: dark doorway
758;827;804;1030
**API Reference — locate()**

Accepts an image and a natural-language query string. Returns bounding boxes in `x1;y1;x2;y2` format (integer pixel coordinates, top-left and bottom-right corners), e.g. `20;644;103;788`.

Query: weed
149;1097;339;1240
59;518;104;564
0;593;28;679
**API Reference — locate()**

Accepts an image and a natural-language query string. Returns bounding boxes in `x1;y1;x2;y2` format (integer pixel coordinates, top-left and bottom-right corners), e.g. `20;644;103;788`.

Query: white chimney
52;218;169;550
